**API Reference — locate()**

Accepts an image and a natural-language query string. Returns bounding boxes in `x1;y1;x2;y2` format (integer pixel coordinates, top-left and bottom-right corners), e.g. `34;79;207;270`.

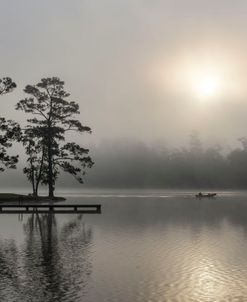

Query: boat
195;193;217;198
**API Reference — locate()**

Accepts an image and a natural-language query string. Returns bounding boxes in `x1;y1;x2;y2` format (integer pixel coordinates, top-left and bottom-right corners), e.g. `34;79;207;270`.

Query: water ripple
1;196;247;301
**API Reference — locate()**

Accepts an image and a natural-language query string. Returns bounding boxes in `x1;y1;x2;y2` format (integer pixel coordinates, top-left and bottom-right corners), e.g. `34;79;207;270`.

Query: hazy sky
1;0;247;149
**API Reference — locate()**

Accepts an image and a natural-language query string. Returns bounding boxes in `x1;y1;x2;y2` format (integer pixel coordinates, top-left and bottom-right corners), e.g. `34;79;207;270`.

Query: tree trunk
32;181;36;197
48;145;54;198
31;166;36;197
35;147;45;198
33;190;38;199
47;125;54;199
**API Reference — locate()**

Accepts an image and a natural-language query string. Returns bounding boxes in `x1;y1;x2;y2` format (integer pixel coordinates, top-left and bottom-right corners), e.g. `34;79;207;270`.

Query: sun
193;74;222;98
149;54;229;100
185;63;225;99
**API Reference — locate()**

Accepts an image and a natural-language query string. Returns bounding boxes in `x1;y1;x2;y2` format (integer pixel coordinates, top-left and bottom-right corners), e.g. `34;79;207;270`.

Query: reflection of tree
21;213;93;302
60;214;93;299
21;213;62;302
0;239;20;302
0;213;93;302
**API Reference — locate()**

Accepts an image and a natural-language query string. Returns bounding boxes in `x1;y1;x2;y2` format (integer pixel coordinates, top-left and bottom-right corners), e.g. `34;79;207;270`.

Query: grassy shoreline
0;193;66;202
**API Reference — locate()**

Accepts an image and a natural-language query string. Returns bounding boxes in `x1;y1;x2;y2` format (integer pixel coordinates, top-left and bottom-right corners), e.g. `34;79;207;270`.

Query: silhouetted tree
238;137;247;150
0;77;20;171
0;119;20;172
16;77;93;198
21;128;46;196
189;130;203;154
0;77;16;95
227;139;247;187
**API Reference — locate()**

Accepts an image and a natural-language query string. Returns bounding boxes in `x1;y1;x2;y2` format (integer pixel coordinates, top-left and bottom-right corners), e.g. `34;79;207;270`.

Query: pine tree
17;77;93;198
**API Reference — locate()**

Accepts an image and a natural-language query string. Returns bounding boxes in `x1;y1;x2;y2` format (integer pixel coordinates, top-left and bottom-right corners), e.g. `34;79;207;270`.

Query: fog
1;136;247;190
1;1;247;189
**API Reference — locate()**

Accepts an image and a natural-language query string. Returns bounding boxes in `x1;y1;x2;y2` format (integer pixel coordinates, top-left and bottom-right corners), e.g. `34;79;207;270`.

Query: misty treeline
2;77;247;193
86;135;247;189
0;77;93;198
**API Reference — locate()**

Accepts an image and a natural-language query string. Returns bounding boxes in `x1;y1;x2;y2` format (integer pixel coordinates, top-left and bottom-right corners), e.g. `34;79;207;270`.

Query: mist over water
2;136;247;191
1;193;247;301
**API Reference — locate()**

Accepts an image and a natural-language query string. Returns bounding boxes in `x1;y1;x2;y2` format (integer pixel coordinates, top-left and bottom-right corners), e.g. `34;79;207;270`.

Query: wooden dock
0;204;101;214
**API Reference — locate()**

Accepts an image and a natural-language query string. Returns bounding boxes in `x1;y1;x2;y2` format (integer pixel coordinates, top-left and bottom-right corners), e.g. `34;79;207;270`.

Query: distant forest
1;134;247;190
85;134;247;189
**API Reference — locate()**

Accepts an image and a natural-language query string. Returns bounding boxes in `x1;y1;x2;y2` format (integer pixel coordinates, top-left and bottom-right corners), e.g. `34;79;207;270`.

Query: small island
0;193;66;203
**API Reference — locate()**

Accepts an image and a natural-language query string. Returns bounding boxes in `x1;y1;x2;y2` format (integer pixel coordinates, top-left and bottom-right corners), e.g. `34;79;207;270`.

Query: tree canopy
0;77;16;95
0;77;19;172
17;77;93;198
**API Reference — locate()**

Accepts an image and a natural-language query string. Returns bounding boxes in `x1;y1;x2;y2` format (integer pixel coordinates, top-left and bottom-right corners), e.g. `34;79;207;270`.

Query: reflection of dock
0;204;101;214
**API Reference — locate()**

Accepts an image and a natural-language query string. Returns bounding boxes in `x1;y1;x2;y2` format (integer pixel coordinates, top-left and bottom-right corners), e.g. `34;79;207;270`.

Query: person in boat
198;192;203;197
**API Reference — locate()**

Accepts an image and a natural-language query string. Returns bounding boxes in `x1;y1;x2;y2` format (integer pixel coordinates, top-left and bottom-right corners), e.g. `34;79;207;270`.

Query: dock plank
0;204;101;214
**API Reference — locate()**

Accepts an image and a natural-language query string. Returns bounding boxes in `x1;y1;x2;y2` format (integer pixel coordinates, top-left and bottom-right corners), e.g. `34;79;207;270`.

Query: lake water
1;191;247;302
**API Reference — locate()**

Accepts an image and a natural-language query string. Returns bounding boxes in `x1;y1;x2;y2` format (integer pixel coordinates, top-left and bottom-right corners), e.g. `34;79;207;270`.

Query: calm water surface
1;191;247;302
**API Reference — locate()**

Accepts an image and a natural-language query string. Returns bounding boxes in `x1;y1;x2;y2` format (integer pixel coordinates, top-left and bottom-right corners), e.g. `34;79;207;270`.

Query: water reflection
1;195;247;301
0;213;93;302
89;197;247;232
83;196;247;302
0;240;20;302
